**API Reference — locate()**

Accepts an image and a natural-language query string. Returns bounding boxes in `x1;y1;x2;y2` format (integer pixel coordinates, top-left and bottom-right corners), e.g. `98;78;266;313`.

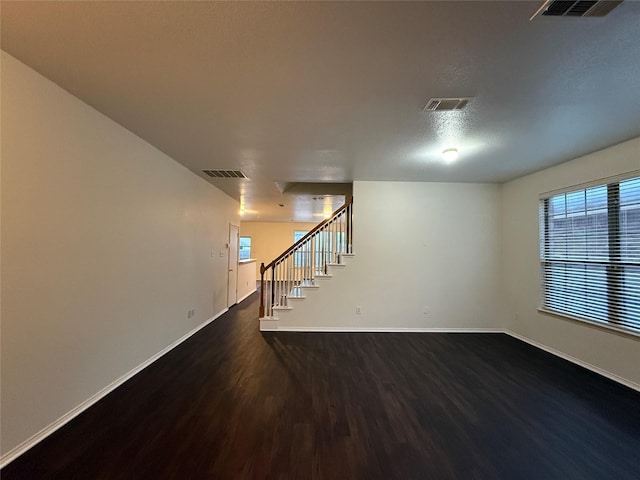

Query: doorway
227;224;239;307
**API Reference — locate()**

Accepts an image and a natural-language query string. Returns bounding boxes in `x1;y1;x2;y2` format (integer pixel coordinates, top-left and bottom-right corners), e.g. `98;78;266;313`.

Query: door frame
227;223;239;307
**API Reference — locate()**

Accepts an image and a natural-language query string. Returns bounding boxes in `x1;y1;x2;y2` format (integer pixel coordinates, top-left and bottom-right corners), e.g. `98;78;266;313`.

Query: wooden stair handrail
260;198;353;274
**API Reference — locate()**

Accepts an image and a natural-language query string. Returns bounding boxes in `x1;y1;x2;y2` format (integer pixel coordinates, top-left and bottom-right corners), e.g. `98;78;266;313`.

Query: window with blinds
539;173;640;334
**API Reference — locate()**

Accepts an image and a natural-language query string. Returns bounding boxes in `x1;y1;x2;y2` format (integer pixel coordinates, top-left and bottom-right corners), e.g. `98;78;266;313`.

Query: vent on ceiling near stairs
530;0;623;19
203;169;248;179
422;97;472;112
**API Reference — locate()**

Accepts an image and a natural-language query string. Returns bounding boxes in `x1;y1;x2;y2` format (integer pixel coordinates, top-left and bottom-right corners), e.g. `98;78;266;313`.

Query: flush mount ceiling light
442;148;459;163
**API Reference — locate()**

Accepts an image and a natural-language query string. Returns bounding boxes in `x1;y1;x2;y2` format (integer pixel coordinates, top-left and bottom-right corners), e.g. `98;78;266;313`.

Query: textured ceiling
2;1;640;221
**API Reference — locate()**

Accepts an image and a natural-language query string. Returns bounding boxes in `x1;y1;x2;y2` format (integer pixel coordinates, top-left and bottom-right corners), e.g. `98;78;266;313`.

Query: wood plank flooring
3;292;640;479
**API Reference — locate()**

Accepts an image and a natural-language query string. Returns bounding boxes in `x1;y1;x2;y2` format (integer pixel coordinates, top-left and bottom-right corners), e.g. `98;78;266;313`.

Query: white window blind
539;174;640;334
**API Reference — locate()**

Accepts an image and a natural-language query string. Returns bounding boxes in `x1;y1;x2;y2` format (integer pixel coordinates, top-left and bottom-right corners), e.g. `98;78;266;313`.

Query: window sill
537;307;640;339
238;259;256;264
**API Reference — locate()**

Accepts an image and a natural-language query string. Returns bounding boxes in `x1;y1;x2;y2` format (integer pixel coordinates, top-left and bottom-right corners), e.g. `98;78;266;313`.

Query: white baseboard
259;317;279;331
504;329;640;392
272;326;504;333
237;288;257;304
0;308;229;469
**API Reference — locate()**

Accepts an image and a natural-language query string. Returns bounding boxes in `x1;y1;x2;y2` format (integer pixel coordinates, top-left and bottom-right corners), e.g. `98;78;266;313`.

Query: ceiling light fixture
442;148;458;163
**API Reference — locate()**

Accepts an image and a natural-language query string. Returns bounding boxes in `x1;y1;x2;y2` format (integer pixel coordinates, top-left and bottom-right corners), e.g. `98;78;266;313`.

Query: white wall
237;260;257;302
276;181;504;330
239;221;318;279
501;137;640;387
0;52;239;457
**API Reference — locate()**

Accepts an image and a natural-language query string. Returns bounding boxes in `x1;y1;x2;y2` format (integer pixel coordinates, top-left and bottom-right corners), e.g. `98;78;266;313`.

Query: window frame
538;170;640;337
239;236;252;261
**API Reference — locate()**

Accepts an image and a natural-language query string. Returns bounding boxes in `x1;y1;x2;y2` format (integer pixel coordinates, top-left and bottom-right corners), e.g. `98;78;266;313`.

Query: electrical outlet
423;306;430;314
356;306;361;314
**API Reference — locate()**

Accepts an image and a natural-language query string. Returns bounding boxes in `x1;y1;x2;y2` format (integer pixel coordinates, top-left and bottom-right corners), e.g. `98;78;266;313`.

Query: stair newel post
259;262;265;318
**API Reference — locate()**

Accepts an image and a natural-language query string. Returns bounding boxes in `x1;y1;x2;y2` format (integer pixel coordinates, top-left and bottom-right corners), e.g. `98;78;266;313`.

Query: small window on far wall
539;173;640;334
239;236;251;260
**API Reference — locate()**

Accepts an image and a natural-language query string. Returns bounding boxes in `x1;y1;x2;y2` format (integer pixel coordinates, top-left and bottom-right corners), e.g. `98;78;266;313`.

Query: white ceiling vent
203;169;248;179
422;97;472;112
530;1;623;19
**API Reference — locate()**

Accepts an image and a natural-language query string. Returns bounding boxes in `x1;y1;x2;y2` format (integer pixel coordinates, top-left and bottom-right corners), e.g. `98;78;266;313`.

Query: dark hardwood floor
3;292;640;479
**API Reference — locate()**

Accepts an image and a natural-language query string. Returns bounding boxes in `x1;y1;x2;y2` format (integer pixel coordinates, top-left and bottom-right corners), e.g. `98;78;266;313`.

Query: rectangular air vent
530;0;622;19
203;169;248;179
422;97;472;112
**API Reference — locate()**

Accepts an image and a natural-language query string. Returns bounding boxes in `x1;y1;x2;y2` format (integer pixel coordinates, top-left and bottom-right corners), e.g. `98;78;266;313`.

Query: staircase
259;199;353;331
